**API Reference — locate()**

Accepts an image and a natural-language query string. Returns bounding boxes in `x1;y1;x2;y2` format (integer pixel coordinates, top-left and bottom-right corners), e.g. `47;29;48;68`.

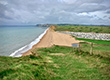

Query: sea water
0;25;48;57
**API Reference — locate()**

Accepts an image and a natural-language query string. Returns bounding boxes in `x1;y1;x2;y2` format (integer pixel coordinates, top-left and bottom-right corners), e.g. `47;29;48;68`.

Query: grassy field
76;38;110;45
76;38;110;58
79;43;110;58
0;45;110;80
0;55;54;80
54;25;110;33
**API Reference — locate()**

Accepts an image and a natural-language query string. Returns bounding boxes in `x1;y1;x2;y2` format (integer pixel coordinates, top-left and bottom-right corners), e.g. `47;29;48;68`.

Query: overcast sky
0;0;110;25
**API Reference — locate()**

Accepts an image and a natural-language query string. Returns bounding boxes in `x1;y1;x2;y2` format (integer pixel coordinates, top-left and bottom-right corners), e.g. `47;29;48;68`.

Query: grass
76;38;110;45
0;46;110;80
0;55;56;80
75;38;110;58
54;25;110;33
34;46;110;80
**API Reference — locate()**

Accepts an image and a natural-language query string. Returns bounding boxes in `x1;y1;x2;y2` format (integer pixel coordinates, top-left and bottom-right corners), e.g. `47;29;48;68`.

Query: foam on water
10;28;49;57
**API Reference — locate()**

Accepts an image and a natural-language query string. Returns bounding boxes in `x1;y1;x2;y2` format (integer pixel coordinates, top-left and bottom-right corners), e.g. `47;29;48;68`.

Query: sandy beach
23;26;80;56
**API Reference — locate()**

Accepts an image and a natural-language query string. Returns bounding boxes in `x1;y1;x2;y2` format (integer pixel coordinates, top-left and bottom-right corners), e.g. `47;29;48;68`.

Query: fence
74;42;110;57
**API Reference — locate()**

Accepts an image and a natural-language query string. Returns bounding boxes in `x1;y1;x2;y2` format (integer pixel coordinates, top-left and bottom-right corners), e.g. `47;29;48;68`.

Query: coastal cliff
36;24;51;27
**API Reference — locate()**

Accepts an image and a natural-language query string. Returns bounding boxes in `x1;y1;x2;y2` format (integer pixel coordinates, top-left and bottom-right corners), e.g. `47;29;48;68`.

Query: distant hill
36;24;110;27
36;24;51;27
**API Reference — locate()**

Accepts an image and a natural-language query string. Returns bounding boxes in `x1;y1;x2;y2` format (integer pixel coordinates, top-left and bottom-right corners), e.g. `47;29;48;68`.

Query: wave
10;28;49;57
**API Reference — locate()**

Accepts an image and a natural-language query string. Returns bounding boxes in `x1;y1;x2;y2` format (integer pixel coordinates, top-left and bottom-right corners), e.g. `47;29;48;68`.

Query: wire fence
75;42;110;58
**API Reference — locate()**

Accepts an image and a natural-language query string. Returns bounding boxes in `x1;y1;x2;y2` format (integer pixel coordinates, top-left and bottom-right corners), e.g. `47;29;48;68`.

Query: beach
23;26;80;56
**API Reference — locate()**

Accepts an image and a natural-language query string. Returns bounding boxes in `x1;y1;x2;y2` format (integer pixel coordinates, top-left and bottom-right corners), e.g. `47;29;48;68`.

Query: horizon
0;24;110;26
0;0;110;25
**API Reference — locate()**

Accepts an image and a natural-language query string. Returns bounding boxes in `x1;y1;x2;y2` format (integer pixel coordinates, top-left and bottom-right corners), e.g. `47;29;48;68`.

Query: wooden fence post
78;43;80;52
90;43;93;55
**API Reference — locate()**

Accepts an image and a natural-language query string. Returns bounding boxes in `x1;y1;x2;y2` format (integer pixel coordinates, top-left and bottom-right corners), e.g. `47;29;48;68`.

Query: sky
0;0;110;25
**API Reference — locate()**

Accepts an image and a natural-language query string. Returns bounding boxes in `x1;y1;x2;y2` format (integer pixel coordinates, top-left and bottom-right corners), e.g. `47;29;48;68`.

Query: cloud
0;0;110;25
106;9;110;14
75;3;107;13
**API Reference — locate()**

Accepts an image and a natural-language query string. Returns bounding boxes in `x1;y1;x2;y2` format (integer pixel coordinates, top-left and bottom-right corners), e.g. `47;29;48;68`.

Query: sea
0;25;48;57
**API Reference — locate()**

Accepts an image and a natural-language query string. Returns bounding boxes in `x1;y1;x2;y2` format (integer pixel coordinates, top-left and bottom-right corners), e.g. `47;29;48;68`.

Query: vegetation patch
54;25;110;33
0;45;110;80
76;38;110;45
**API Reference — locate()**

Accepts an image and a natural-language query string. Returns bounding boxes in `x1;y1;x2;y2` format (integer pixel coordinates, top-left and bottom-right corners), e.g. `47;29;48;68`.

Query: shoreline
22;26;81;56
22;27;54;56
22;28;51;56
10;27;49;57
